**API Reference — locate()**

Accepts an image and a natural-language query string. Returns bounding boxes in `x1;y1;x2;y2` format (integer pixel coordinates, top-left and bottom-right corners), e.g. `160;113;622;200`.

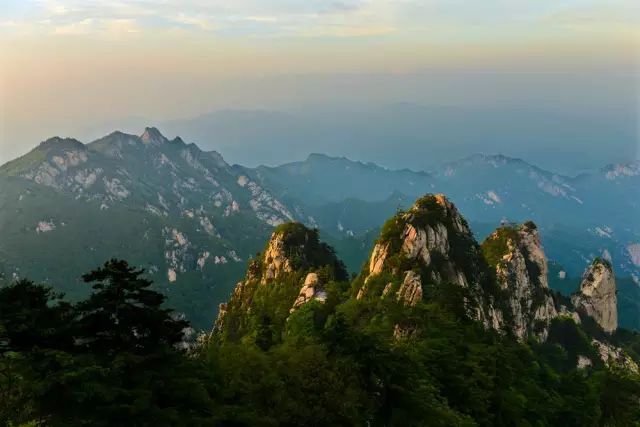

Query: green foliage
480;226;519;268
271;223;349;281
0;261;213;426
3;254;640;426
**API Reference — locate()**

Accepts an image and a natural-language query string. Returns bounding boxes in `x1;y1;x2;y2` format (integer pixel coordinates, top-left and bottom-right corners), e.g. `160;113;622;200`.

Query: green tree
0;280;73;425
66;259;213;426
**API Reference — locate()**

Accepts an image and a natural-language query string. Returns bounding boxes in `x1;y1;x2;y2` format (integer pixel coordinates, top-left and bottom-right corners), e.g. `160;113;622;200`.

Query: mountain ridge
1;127;639;331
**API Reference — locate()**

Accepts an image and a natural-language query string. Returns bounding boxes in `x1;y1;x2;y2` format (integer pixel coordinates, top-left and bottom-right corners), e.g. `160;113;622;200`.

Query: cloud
172;13;216;31
53;17;140;37
1;0;638;42
1;0;374;38
54;18;93;35
543;1;640;38
302;24;395;38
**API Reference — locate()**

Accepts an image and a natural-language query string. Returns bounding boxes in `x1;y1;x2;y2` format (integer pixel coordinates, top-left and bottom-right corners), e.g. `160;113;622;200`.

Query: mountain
216;194;639;369
158;105;638;174
6;194;640;425
209;195;640;425
243;153;434;205
1;129;639;331
0;128;300;328
249;152;640;287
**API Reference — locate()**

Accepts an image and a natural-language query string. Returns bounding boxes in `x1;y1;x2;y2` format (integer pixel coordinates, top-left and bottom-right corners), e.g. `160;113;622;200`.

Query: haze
1;0;638;173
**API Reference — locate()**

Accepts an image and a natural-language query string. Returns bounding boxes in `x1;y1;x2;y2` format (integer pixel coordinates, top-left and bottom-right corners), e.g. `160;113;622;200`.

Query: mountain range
1;127;638;330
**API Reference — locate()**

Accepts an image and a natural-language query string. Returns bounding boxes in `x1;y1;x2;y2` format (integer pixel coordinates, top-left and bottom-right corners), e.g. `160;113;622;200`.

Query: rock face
260;232;294;284
357;194;499;328
482;222;557;340
572;259;617;333
592;339;638;374
290;273;327;312
396;271;423;307
213;281;252;333
362;194;475;289
368;242;389;276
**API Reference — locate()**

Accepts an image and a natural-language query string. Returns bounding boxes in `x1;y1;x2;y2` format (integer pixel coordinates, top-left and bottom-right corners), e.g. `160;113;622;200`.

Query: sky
0;0;638;171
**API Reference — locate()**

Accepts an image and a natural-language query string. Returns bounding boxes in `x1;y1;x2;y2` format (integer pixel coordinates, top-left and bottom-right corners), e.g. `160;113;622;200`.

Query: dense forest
2;252;640;426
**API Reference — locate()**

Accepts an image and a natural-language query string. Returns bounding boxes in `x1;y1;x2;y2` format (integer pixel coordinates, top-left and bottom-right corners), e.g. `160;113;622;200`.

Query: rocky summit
213;193;637;374
572;258;618;333
214;223;347;341
481;222;557;340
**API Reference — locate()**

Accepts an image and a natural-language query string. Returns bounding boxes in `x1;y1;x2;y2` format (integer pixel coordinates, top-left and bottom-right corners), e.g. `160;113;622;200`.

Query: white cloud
302;24;395;38
54;18;93;35
2;0;638;40
173;13;216;31
52;17;141;37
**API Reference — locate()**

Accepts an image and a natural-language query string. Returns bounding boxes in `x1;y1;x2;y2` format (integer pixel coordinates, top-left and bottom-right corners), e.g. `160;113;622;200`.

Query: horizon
3;123;634;178
1;1;639;173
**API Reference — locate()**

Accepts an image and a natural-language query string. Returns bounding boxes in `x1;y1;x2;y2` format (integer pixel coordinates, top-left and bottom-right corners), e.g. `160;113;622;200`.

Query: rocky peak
207;150;227;168
259;226;298;284
358;194;496;322
572;259;617;333
254;222;346;283
214;222;346;339
483;221;548;289
364;194;473;287
482;221;557;340
140;127;168;145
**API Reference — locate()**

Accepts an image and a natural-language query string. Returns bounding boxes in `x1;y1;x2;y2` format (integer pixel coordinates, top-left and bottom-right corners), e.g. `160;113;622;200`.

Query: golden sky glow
0;0;638;163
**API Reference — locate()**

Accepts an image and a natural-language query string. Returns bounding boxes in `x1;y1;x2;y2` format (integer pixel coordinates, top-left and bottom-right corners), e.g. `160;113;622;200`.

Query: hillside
0;129;294;327
208;194;640;425
1;129;638;330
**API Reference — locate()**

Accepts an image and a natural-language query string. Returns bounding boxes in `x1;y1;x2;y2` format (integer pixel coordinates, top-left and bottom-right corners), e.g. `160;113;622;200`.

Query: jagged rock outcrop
260;232;295;284
140;126;168;145
356;194;499;328
572;259;617;333
396;271;423;307
357;195;623;350
361;194;478;290
368;243;389;276
482;222;557;340
290;273;327;312
214;223;347;339
592;339;638;374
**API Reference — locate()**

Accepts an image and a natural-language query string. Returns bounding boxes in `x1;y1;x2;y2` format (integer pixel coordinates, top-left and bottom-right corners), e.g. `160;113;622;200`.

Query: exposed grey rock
487;222;557;340
368;242;389;277
396;271;423;307
363;194;470;288
290;273;327;312
261;232;294;285
577;355;593;369
572;259;617;333
592;339;638;374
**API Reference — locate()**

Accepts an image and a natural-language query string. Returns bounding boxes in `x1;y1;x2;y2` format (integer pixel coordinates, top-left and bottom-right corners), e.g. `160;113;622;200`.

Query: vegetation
269;223;348;281
0;261;213;426
480;226;519;268
2;253;640;425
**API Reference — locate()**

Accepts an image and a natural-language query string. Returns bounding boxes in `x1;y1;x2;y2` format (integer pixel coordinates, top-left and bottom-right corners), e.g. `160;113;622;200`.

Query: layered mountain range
1;128;638;330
